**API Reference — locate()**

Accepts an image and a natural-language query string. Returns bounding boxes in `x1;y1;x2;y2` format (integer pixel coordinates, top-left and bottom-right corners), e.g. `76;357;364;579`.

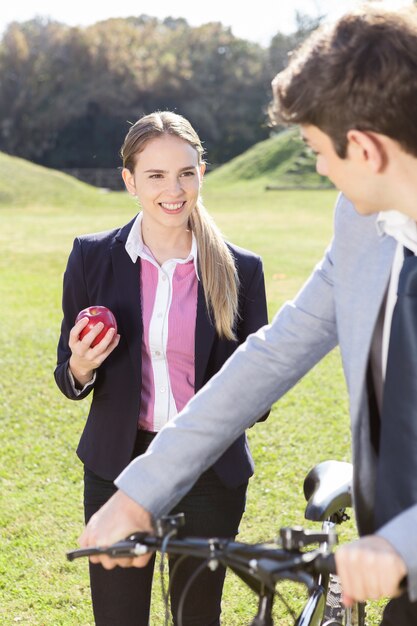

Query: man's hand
79;490;154;569
335;535;407;606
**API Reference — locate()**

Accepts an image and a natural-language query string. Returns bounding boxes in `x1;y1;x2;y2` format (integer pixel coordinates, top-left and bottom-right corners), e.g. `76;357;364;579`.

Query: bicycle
67;460;365;626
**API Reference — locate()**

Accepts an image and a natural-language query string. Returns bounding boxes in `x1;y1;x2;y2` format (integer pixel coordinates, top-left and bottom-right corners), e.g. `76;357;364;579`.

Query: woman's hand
68;317;120;387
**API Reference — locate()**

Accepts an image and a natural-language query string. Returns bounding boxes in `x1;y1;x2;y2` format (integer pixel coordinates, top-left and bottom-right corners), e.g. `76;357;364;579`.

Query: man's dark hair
271;5;417;157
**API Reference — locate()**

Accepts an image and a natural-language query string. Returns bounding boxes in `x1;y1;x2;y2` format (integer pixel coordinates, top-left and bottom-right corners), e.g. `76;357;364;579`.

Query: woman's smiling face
122;134;205;232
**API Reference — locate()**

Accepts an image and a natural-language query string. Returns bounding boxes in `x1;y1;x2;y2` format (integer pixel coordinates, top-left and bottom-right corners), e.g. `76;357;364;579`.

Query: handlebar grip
314;553;336;575
67;547;102;561
66;537;152;561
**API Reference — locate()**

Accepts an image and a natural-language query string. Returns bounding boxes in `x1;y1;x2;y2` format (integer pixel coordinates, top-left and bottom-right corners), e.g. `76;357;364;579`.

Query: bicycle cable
273;587;297;621
164;554;189;626
176;558;213;626
159;529;178;626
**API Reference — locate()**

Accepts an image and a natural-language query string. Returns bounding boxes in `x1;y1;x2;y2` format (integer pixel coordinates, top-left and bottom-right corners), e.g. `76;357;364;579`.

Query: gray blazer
116;194;417;600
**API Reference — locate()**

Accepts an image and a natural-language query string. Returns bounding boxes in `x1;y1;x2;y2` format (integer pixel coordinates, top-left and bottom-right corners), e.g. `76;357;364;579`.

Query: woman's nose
165;177;183;194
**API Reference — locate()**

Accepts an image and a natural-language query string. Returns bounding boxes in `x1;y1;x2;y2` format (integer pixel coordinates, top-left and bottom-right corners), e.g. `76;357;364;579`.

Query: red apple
75;305;117;347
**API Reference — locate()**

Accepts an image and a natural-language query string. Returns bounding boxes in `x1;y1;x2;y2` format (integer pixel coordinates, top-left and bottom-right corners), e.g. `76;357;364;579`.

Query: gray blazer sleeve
115;228;340;518
377;505;417;601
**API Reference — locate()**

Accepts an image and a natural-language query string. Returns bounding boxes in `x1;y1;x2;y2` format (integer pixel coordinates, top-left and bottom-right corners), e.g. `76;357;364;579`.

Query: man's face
300;124;382;215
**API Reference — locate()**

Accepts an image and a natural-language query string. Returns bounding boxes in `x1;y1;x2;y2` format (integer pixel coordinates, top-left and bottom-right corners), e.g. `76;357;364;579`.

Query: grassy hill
0;151;122;209
208;127;332;188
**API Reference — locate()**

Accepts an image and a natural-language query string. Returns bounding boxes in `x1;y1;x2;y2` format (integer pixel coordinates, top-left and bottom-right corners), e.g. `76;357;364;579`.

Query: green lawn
0;176;384;624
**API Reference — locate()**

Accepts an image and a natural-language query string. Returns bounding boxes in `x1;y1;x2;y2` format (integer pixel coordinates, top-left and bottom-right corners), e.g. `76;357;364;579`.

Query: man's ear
346;130;387;172
121;168;137;195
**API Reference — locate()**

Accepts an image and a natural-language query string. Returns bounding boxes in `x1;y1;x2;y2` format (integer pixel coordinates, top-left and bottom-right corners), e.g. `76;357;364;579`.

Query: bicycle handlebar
67;523;337;593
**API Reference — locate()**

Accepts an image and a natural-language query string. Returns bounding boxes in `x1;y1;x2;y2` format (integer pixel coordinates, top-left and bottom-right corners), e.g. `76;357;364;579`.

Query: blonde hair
121;111;239;340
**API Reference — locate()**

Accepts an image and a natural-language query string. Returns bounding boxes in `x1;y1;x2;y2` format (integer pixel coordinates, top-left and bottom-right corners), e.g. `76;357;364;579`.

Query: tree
0;14;311;169
268;11;323;76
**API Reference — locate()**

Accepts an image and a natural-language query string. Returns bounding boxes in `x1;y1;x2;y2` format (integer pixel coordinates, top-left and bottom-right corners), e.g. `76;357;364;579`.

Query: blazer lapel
111;218;143;384
348;233;396;514
359;236;395;369
195;280;216;391
341;225;396;413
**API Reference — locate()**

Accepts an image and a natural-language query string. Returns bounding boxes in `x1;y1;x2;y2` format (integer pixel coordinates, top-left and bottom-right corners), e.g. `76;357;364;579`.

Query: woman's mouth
160;201;186;213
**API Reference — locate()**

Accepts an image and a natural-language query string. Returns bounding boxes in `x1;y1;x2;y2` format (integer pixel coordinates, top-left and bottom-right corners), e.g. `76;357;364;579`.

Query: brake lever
280;526;338;550
66;536;150;561
67;513;185;562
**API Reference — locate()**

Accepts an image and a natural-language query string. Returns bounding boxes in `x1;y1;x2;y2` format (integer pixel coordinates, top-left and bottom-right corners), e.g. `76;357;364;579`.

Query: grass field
0;163;385;624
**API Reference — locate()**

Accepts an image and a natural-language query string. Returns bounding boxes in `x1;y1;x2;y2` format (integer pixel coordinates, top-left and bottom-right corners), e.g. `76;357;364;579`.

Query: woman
55;111;268;625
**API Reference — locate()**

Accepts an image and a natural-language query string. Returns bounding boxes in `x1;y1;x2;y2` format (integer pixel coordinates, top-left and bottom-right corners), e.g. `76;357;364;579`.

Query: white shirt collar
125;212;199;278
376;209;417;255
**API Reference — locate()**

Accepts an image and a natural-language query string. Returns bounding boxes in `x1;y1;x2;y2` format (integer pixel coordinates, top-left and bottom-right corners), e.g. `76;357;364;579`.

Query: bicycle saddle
303;460;353;522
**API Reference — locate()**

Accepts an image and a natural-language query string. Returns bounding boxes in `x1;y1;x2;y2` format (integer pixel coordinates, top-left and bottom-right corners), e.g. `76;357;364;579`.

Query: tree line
0;13;320;170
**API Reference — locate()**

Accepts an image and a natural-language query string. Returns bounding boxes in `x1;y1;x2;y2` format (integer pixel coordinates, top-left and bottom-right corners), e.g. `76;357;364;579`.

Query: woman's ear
121;168;137;195
346;130;387;173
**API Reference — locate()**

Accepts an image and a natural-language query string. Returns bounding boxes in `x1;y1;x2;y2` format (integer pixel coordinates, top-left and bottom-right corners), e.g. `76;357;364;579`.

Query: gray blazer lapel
336;206;396;424
347;230;396;535
352;235;395;386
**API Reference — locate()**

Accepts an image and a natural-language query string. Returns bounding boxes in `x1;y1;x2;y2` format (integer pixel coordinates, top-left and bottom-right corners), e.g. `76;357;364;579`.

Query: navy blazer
55;216;269;486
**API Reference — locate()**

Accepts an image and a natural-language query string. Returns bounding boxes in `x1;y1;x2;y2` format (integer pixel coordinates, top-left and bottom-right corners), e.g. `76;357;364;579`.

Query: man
80;6;417;623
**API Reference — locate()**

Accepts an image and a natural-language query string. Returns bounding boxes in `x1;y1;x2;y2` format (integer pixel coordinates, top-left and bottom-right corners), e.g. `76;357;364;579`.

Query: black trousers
380;594;417;625
84;430;248;626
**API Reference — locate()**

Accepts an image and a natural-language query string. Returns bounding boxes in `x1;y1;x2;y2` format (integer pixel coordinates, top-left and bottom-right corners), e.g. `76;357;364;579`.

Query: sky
1;0;414;45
